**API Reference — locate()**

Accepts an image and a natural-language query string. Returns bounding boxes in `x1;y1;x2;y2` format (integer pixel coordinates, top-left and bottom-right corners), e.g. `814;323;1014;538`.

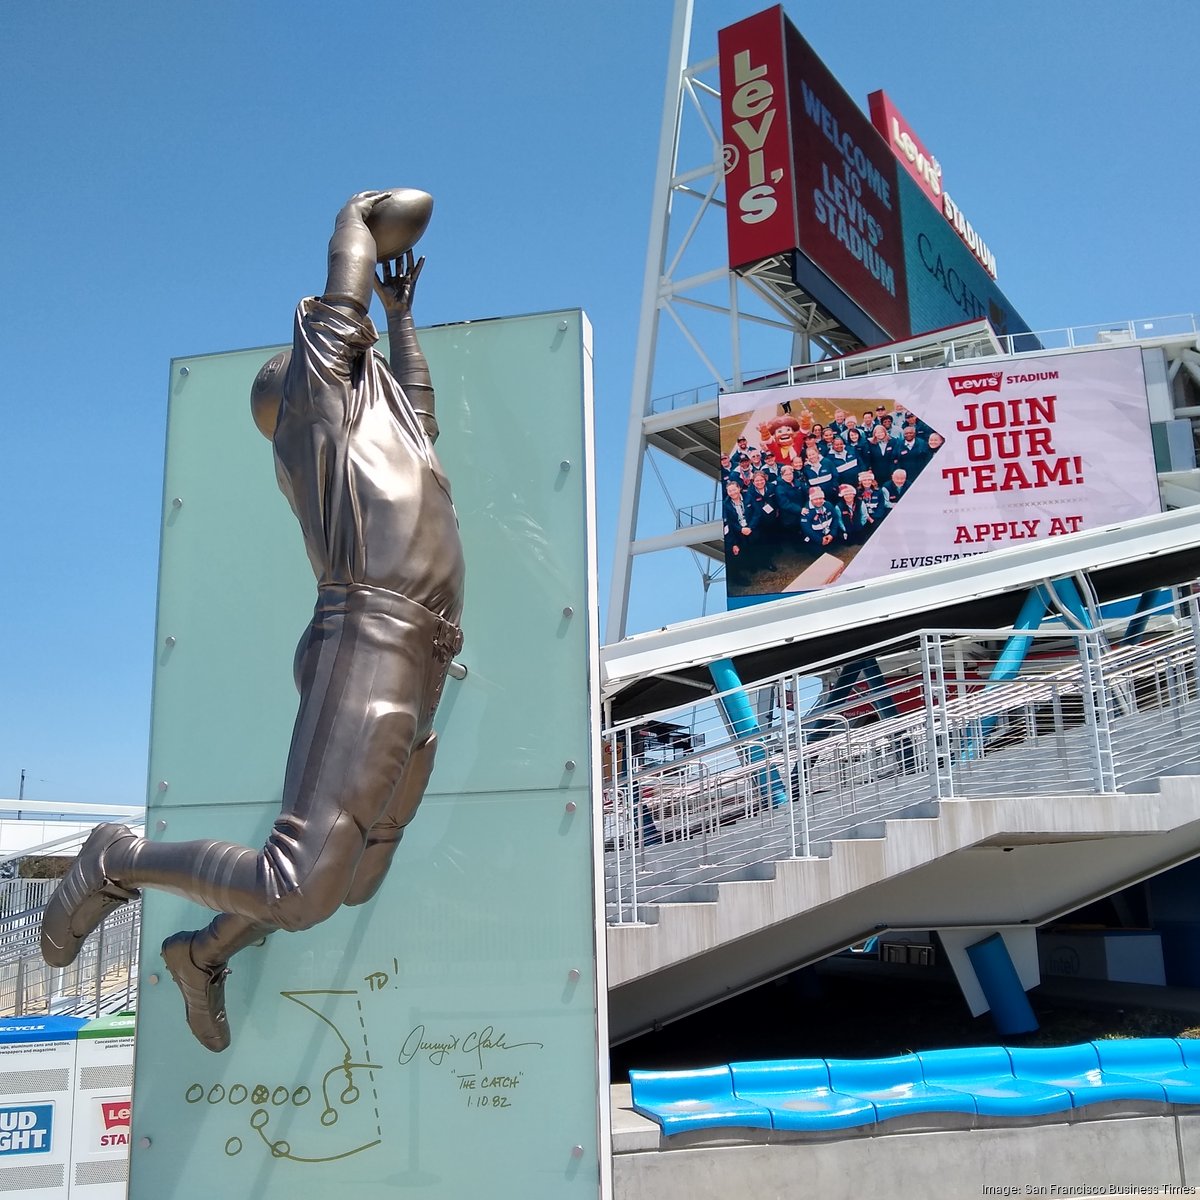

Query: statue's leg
340;589;458;908
113;599;438;929
43;589;458;1050
343;731;439;908
46;593;449;953
161;914;273;1053
188;911;274;965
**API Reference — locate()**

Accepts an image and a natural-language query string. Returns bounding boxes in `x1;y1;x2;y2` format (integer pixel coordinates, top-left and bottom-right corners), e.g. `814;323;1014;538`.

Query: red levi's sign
718;6;910;341
100;1102;130;1131
868;87;999;280
95;1097;131;1150
947;370;1003;398
867;89;943;212
717;6;798;269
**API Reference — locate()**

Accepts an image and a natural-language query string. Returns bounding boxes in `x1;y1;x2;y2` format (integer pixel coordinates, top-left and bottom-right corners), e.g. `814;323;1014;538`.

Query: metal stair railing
0;818;146;1018
605;586;1200;924
0;899;141;1019
649;313;1200;413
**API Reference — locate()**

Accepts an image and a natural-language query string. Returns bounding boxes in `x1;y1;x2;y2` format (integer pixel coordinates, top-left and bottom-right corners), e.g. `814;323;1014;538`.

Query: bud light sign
0;1103;52;1155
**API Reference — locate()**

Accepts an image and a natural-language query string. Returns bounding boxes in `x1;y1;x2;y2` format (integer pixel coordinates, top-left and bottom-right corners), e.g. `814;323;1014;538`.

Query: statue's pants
111;584;462;964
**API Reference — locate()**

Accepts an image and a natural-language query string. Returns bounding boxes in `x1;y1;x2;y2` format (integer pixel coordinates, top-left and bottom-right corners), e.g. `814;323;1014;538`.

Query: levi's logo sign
101;1101;130;1130
948;371;1003;397
98;1100;131;1149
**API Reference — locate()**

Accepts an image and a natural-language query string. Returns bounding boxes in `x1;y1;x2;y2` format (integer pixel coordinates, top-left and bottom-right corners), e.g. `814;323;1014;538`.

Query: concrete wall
613;1108;1200;1200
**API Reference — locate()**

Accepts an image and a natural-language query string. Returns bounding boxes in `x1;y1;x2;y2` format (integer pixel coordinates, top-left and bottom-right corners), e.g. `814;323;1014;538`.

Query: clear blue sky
2;1;1196;806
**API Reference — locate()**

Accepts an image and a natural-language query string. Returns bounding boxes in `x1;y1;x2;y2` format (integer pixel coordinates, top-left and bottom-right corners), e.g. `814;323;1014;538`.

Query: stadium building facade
605;4;1200;1195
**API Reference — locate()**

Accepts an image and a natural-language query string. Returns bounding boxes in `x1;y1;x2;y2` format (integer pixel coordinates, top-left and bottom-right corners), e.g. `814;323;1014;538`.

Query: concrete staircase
608;774;1200;1042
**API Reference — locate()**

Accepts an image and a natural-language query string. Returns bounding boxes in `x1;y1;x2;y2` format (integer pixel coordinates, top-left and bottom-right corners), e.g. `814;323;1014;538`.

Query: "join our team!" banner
717;345;1159;606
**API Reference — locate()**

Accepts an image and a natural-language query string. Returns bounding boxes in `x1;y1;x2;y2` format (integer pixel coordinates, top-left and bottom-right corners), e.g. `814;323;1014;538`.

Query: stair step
604;857;784;901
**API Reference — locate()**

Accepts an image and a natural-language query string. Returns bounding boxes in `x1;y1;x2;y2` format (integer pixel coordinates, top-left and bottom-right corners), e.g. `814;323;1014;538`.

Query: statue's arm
323;190;390;316
374;253;438;442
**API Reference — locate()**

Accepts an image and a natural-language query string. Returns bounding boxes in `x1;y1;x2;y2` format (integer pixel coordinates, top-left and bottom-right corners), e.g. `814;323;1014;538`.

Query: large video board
718;346;1159;605
717;5;1032;348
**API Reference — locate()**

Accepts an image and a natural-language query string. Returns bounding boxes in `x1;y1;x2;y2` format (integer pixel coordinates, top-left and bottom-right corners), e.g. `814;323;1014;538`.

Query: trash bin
0;1014;86;1198
70;1012;135;1197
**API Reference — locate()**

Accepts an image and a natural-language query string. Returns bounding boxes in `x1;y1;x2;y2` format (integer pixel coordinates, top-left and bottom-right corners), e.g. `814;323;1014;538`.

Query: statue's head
366;189;434;261
250;350;291;439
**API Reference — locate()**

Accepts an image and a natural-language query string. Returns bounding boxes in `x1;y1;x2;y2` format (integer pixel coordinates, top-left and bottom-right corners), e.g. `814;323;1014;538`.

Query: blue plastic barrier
630;1041;1199;1137
628;1065;772;1134
916;1046;1071;1117
824;1053;977;1120
729;1060;876;1131
1006;1043;1168;1107
1093;1039;1200;1104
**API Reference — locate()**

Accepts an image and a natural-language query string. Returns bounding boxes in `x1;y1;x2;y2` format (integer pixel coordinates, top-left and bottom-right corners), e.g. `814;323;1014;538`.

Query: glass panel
130;312;602;1199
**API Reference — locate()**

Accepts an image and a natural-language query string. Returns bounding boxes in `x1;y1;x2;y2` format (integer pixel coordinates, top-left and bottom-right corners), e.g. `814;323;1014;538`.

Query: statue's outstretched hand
374;251;425;320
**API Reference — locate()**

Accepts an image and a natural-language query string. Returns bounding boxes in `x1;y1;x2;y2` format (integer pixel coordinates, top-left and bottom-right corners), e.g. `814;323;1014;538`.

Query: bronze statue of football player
42;190;465;1052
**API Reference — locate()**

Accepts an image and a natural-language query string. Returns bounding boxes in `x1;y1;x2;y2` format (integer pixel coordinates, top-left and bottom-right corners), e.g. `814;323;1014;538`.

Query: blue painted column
966;933;1039;1035
709;658;788;807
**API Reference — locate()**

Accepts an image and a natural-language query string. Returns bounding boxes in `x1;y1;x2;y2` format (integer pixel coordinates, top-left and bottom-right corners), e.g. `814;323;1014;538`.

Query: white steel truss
606;0;861;645
606;1;1200;646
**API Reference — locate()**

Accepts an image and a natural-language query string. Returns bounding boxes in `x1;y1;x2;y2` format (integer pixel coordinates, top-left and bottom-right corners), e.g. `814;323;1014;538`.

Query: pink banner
718;346;1158;600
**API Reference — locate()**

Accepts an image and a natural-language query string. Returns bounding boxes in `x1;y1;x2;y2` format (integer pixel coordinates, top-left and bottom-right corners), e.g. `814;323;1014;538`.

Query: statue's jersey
273;298;466;621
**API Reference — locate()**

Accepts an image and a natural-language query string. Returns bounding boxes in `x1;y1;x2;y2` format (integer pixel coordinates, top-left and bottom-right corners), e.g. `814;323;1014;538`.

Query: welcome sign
717;5;1032;348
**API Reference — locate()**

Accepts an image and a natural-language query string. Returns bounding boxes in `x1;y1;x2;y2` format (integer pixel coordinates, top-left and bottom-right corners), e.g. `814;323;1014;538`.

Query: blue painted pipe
1122;589;1171;646
960;586;1049;760
1047;577;1092;630
709;658;788;807
966;933;1038;1035
857;657;900;721
989;584;1052;684
808;657;899;747
709;657;759;738
963;579;1098;759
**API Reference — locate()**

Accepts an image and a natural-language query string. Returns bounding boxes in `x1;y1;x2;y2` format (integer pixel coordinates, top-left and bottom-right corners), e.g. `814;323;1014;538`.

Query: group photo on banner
719;345;1161;604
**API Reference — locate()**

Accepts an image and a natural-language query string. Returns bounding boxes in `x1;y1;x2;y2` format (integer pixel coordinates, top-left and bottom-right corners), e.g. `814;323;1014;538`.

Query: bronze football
366;189;434;262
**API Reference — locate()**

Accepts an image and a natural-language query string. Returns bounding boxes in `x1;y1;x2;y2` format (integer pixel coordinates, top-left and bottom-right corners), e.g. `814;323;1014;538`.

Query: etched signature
398;1024;544;1070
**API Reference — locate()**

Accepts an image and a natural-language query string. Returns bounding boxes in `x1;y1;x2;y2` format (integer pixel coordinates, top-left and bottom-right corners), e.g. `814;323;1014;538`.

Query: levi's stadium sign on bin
717;5;1033;347
718;346;1160;607
71;1013;135;1197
